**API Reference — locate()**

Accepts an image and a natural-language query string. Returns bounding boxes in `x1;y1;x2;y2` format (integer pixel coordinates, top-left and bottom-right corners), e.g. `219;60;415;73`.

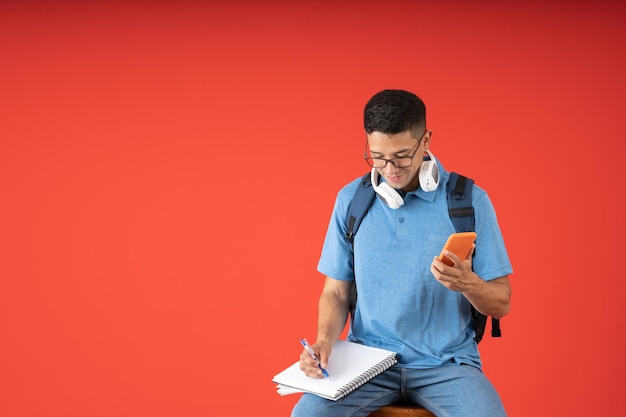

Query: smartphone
438;232;477;266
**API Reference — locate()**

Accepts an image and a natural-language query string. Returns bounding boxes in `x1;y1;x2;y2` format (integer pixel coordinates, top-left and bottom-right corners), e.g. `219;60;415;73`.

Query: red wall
1;1;624;416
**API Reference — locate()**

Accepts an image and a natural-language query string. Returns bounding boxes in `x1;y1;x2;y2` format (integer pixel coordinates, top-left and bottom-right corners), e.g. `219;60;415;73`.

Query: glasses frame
363;132;426;169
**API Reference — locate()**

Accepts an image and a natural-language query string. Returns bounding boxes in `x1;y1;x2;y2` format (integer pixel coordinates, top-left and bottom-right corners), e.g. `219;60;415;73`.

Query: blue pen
300;338;330;378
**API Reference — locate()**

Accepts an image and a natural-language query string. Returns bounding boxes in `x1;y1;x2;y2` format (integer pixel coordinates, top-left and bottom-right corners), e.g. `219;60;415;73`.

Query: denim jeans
290;364;507;417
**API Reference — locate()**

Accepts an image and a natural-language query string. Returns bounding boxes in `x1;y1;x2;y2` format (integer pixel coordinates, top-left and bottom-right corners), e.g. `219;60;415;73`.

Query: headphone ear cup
419;150;440;192
371;168;404;209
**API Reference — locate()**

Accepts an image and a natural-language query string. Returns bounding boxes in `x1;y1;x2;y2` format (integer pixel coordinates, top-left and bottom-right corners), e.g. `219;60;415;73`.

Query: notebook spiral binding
336;355;398;398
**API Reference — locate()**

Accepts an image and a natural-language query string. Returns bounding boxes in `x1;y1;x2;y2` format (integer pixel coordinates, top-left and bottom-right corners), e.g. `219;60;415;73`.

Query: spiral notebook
272;340;397;401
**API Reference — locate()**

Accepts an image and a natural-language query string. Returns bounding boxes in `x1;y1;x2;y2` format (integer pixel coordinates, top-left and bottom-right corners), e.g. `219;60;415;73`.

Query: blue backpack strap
447;172;475;233
447;172;501;342
345;172;376;243
344;172;375;320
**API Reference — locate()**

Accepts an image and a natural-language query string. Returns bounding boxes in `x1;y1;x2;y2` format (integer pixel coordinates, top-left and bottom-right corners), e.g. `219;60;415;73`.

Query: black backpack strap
345;172;376;243
491;316;502;337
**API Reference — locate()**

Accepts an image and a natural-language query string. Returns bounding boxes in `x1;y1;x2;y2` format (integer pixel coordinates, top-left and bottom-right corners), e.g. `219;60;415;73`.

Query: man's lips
386;174;404;184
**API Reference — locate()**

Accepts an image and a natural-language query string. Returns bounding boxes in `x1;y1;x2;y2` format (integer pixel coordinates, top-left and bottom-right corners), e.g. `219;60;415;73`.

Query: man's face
365;130;430;192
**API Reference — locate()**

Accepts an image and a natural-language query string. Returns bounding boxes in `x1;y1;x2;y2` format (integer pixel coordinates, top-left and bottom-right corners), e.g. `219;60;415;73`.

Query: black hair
363;89;426;137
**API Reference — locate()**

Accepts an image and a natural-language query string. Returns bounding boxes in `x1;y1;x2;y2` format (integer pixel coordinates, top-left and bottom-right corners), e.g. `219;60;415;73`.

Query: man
291;89;512;417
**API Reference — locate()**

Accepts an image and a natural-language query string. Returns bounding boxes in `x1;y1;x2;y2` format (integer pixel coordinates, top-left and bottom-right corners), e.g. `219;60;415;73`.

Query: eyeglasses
363;135;424;169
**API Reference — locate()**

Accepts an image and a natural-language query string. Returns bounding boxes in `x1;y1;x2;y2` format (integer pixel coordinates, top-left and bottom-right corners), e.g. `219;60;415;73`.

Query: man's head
364;90;426;137
363;89;430;193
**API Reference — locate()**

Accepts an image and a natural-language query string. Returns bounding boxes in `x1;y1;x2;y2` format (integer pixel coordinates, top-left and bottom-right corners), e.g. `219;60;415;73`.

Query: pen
299;338;330;378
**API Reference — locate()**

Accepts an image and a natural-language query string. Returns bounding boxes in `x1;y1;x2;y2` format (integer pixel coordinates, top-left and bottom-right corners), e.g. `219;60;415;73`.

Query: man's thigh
403;365;507;417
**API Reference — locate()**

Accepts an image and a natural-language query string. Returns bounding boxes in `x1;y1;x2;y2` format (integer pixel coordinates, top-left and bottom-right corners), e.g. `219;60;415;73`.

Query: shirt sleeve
472;186;513;280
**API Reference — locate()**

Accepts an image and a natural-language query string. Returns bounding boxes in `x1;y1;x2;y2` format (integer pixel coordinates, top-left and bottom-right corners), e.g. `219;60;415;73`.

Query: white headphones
418;150;440;192
371;168;405;209
371;150;440;209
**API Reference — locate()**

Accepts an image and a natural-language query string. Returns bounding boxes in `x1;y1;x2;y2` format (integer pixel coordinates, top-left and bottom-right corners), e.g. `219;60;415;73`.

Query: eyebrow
369;147;413;157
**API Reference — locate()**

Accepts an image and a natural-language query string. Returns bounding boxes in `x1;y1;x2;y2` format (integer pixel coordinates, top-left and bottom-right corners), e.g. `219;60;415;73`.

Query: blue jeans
290;365;507;417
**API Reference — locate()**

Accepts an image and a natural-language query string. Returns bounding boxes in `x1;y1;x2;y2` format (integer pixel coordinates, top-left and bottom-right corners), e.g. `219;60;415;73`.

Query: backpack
344;171;501;343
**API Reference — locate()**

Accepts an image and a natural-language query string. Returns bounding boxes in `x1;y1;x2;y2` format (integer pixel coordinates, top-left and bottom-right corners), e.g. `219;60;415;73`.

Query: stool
368;403;435;417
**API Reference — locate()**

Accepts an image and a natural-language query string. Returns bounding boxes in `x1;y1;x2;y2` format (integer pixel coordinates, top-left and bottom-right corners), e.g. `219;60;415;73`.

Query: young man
291;90;512;417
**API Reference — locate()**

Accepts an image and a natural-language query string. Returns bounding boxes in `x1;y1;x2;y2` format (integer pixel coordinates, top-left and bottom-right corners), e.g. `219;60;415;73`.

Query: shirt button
399;218;405;223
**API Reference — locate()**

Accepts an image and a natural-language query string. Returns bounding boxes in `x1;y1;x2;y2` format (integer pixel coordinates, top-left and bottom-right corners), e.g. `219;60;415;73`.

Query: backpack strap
345;172;376;243
447;172;475;233
344;172;376;320
447;172;501;342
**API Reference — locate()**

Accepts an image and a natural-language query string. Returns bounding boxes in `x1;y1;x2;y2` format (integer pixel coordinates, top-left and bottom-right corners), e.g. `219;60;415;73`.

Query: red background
1;1;624;416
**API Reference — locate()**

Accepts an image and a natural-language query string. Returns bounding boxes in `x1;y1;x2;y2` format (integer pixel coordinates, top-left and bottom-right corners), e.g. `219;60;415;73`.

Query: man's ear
422;130;432;151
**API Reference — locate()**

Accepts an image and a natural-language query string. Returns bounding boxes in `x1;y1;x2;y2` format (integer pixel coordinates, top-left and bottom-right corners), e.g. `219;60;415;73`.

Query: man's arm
299;276;351;378
460;275;510;319
431;247;511;319
316;276;352;347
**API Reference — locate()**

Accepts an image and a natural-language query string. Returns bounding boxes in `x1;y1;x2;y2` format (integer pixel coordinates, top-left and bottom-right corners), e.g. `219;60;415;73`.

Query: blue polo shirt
317;164;512;369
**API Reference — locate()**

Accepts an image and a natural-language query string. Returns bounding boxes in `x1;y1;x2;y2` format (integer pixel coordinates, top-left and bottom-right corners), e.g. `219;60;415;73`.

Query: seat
367;403;435;417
